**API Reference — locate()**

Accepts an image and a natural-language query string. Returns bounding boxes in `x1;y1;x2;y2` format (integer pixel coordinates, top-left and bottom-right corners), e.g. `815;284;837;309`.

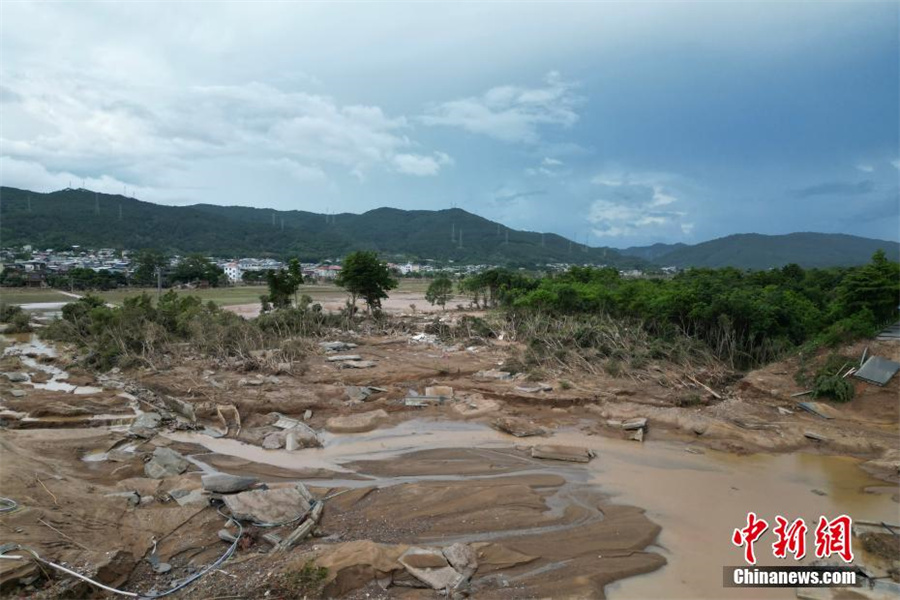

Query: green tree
171;255;225;287
836;250;900;323
335;251;398;313
264;258;304;309
425;275;453;310
131;249;169;286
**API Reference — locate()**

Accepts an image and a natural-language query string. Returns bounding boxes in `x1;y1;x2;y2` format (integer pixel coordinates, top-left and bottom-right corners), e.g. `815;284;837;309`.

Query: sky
1;1;898;249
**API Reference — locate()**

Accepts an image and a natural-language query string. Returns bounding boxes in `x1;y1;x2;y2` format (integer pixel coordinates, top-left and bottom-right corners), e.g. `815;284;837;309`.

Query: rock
491;416;545;437
628;428;644;442
804;431;828;442
622;418;648;431
3;372;29;383
326;409;389;433
425;386;454;398
303;409;313;421
238;377;265;386
531;445;593;463
319;341;357;352
327;354;363;362
399;548;465;591
201;473;258;494
346;386;374;402
144;447;189;479
94;550;135;588
811;489;827;496
105;491;140;507
223;484;311;524
10;389;26;398
153;562;172;575
442;543;477;578
262;431;285;449
129;412;162;438
172;489;206;507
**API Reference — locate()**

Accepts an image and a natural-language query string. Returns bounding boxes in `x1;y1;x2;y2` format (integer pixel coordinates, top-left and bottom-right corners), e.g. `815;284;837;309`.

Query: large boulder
223;484;311;524
144;447;189;479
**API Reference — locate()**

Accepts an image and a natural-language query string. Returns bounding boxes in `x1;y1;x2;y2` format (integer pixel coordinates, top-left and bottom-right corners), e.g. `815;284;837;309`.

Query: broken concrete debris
797;402;835;420
223;483;313;524
144;447;189;479
531;444;593;463
804;431;828;442
476;369;512;380
491;416;545;437
9;389;25;398
201;473;258;494
327;355;363;362
628;428;645;442
424;385;453;399
2;372;29;383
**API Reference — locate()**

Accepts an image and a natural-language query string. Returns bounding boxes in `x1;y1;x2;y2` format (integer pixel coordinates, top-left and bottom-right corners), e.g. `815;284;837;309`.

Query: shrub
277;561;328;599
812;374;855;403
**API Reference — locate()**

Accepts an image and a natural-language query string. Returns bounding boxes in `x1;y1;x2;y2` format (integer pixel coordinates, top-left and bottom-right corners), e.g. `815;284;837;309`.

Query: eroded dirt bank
1;327;898;599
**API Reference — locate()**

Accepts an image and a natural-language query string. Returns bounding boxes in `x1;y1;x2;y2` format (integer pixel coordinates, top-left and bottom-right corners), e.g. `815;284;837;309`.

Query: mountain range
1;187;897;270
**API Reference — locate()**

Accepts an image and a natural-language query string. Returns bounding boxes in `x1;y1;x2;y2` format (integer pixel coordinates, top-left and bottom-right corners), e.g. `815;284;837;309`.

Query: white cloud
392;152;454;176
421;72;581;143
587;172;691;238
856;164;874;173
892;159;900;170
0;73;448;192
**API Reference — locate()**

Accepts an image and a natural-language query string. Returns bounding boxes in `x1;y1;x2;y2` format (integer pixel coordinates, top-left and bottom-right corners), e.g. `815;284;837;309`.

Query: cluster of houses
1;245;663;288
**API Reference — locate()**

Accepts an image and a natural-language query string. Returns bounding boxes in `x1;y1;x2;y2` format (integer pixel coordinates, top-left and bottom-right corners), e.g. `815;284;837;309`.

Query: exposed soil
1;321;897;599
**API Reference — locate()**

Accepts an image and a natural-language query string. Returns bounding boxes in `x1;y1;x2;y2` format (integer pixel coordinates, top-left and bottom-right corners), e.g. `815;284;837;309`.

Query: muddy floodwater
168;419;898;599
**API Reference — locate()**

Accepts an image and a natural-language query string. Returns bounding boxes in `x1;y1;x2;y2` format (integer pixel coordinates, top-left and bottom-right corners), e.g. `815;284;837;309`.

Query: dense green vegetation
461;252;899;368
0;186;641;267
425;275;453;309
335;251;398;312
639;232;899;269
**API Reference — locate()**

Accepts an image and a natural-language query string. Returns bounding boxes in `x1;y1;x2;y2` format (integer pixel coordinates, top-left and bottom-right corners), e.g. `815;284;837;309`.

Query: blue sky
1;1;897;248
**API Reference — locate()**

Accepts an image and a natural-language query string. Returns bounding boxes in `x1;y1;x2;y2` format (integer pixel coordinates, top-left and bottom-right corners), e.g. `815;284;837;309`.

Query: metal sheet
853;356;900;386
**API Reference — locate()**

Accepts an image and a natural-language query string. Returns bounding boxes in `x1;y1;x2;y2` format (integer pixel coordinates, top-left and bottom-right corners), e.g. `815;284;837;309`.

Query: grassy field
1;279;433;307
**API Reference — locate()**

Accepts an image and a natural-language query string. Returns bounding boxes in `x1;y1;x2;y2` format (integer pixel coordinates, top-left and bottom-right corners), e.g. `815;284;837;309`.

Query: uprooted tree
335;251;398;313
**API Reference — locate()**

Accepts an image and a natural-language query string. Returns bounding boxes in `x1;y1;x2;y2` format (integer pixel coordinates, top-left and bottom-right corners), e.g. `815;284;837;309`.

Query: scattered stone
2;372;29;383
153;562;172;575
811;489;827;496
129;412;162;438
531;444;593;463
201;473;258;494
105;491;140;507
475;369;511;380
10;389;26;398
223;484;312;524
303;409;313;421
622;418;648;431
777;407;793;416
491;416;545;437
326;409;389;433
685;447;704;455
238;377;265;386
327;355;363;362
515;383;552;393
346;386;375;403
319;341;357;353
628;428;644;442
144;447;189;479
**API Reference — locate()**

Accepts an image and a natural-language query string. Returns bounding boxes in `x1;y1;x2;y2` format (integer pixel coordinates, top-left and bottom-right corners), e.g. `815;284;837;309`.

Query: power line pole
156;266;162;301
458;228;463;249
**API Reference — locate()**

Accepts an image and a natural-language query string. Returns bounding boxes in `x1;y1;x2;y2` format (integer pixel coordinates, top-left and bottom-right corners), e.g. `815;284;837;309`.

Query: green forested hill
0;187;640;266
649;232;900;269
